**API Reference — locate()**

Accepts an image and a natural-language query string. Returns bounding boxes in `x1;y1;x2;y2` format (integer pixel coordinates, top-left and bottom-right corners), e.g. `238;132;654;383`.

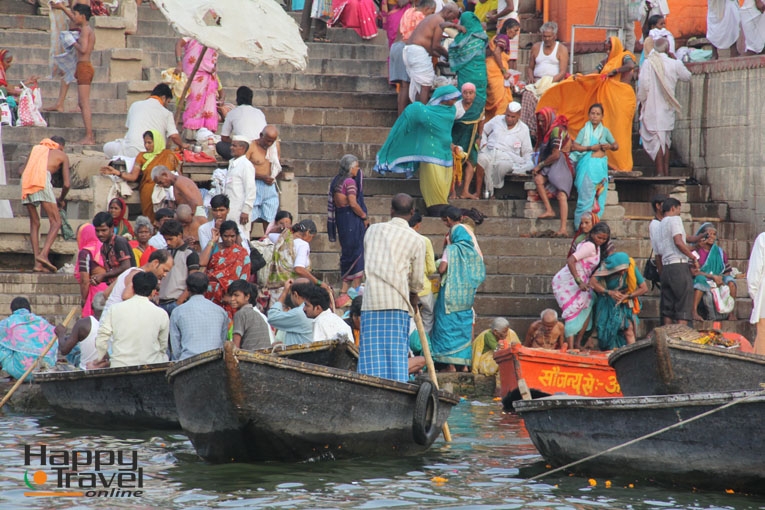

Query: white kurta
478;117;534;193
225;155;257;237
706;0;741;50
747;232;765;324
740;0;765;54
637;53;691;159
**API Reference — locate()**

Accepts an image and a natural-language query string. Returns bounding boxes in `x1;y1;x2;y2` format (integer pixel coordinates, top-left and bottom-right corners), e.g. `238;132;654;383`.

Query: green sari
448;12;488;104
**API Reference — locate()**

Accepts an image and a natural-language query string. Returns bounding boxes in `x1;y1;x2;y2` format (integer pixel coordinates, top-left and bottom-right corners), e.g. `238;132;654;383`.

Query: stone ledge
107;48;144;61
93;16;127;30
687;55;765;74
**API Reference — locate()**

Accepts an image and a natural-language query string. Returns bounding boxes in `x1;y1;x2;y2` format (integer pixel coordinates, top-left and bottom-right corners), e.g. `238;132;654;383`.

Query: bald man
246;125;282;231
176;204;206;252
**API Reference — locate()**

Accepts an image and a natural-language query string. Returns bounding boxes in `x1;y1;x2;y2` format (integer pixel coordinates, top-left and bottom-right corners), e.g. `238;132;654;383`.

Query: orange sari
134;150;180;222
485;35;514;121
537;37;637;171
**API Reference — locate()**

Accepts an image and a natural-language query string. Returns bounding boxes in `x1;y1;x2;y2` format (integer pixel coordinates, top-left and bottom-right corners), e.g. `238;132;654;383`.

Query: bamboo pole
173;45;209;128
0;306;78;409
414;309;452;442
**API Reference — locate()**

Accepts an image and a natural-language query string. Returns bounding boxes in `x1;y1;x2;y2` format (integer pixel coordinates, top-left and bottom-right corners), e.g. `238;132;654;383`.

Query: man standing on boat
358;193;425;382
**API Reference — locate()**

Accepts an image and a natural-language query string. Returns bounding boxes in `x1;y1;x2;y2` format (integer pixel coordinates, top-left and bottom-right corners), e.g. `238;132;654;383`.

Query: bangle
316;279;323;286
574;277;582;285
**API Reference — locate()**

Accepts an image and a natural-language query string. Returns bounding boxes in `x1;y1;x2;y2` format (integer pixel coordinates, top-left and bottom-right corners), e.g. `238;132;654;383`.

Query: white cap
232;135;249;142
507;102;521;113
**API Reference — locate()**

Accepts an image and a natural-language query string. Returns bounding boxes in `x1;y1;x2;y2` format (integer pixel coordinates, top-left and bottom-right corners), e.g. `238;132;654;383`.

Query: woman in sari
381;0;410;48
552;222;610;349
451;83;484;199
175;37;220;133
328;154;368;308
568;210;598;257
330;0;379;40
201;220;251;319
532;107;573;237
484;20;520;119
75;223;108;317
375;85;461;212
100;130;180;222
449;12;488;103
130;216;155;266
431;222;486;371
569;103;618;228
537;36;636;172
108;197;134;239
590;251;648;350
692;223;737;321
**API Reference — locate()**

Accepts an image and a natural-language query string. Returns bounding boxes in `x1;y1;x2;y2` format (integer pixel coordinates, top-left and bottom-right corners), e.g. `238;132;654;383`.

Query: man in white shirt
302;286;353;342
103;84;186;158
216;86;267;160
655;198;698;326
477;102;533;197
225;137;257;241
199;194;251;254
637;38;691;176
95;271;169;368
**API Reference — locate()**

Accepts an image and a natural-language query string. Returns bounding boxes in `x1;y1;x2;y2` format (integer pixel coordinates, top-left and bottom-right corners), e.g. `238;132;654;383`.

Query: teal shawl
449;12;488;104
570;121;611;164
443;224;486;313
375;85;461;177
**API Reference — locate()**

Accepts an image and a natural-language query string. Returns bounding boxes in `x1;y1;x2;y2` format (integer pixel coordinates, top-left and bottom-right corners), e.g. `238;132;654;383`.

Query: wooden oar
0;306;78;409
414;309;452;442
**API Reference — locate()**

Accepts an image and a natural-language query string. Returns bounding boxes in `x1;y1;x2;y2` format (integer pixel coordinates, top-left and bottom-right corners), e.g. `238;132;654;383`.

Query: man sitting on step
216;86;267;161
151;166;204;213
18;136;71;273
95;271;169;368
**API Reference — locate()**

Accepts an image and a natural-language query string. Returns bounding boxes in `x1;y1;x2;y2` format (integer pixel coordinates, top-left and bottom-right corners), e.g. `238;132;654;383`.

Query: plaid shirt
362;217;425;315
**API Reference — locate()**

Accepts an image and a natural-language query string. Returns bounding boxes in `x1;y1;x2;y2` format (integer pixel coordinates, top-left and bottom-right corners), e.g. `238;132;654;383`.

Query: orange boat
494;344;622;402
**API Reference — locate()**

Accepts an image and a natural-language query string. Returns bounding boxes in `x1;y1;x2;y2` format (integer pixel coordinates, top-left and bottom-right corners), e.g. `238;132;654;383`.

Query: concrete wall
672;56;765;228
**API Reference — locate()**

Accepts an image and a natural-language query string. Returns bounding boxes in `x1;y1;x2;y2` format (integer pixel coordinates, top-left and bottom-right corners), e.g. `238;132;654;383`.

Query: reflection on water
0;400;763;509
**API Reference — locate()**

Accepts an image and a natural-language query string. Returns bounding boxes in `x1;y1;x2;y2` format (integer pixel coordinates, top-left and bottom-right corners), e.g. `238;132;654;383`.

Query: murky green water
0;399;763;509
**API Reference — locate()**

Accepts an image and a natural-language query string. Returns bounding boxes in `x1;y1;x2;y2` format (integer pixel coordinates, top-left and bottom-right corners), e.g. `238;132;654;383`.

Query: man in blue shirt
169;272;228;360
267;279;314;346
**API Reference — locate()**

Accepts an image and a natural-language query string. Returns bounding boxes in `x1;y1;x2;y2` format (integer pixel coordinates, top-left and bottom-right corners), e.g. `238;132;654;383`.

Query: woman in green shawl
375;85;461;211
692;223;737;321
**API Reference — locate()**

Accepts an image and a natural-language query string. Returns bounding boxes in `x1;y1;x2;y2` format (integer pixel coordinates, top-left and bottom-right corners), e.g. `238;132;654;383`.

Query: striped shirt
362;217;425;315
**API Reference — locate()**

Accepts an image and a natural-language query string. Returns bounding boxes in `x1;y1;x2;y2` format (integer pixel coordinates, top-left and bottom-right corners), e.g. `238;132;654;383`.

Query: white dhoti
740;3;765;54
478;148;534;194
706;0;741;49
403;44;435;103
639;124;671;160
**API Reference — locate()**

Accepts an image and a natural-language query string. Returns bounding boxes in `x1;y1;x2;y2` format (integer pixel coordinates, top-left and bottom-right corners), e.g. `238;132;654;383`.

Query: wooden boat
167;342;460;463
609;325;765;396
514;390;765;493
36;340;359;430
494;344;622;404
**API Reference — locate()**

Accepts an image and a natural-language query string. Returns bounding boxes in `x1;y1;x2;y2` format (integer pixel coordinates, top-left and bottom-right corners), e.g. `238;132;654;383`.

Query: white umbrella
153;0;308;71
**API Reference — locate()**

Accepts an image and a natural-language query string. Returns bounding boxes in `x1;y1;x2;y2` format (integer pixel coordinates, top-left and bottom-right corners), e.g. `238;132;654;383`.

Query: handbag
16;82;47;127
643;250;661;290
709;280;735;314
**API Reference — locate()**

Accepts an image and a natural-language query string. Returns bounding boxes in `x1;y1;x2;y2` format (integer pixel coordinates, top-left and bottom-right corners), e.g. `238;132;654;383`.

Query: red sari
204;244;251;319
329;0;379;40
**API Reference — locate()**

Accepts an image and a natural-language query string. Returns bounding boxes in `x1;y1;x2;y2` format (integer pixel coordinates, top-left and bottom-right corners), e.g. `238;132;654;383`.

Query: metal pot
192;144;202;153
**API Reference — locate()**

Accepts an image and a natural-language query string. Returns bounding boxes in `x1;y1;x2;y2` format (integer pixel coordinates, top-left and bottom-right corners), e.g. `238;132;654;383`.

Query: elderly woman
328;154;369;308
431;216;486;371
532;107;573;237
692;223;737;321
471;317;520;375
590;251;649;350
201;220;250;319
452;83;484;199
129;216;155;265
552;222;611;349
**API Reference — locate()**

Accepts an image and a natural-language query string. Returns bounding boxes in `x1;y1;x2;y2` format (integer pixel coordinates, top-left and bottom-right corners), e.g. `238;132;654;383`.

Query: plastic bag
709;280;735;314
0;91;12;126
16;83;47;127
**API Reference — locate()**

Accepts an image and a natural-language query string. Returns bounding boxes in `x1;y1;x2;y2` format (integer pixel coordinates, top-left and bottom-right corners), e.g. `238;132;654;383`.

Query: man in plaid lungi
358;194;426;382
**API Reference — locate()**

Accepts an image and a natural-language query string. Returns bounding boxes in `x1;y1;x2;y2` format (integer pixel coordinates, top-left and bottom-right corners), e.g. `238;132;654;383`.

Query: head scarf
109;197;135;237
601;36;636;77
0;50;9;87
429;84;462;105
76;224;104;282
141;129;166;170
536;107;569;144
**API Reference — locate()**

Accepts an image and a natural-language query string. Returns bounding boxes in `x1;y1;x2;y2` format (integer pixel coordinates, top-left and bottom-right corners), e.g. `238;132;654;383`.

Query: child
227;280;273;350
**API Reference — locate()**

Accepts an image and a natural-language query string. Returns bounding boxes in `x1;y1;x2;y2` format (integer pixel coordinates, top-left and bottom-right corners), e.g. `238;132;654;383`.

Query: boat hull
609;328;765;396
36;363;178;429
495;344;621;400
168;344;459;463
514;391;765;492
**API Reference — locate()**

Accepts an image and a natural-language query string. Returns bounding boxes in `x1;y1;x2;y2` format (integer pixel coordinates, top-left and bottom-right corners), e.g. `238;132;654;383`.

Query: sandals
335;293;351;308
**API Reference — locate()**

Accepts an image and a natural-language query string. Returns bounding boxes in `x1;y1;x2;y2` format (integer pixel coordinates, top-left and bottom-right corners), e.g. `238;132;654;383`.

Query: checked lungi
358;309;410;382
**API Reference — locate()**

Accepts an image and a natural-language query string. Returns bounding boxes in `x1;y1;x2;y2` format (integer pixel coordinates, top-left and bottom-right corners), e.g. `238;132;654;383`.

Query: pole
414;309;452;442
174;45;209;128
300;0;315;42
0;306;78;409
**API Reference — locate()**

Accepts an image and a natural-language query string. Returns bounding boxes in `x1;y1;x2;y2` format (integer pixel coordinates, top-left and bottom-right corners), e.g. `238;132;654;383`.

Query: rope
524;389;765;483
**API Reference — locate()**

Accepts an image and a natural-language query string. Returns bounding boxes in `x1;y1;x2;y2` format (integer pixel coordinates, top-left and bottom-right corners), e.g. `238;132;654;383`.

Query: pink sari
382;3;410;47
330;0;379;40
181;38;219;132
551;240;601;337
76;224;108;318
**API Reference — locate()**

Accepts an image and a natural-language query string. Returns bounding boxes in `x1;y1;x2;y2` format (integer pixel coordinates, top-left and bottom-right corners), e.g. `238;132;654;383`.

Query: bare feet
449;192;458;199
538;211;556;219
43;104;64;112
458;192;479;200
554;230;568;237
32;263;51;273
35;256;57;272
442;364;457;373
77;136;96;145
693;313;704;322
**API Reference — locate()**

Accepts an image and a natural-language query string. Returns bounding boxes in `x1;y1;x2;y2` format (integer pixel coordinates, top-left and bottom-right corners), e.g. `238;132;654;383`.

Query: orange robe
485;37;514;121
537;37;637;172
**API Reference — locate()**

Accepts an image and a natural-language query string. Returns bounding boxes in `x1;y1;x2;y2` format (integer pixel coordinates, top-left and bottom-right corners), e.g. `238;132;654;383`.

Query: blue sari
328;172;367;281
570;121;615;227
431;224;486;366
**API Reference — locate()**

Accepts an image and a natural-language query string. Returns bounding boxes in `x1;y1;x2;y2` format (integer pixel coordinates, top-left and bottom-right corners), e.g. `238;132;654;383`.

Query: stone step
0;0;37;15
0;13;49;31
280;140;382;161
622;201;729;221
261;106;396;128
144;67;392;94
32;79;126;100
252;89;395;110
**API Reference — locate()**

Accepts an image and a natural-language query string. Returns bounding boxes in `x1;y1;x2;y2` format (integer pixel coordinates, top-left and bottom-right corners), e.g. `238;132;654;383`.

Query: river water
0;399;762;509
